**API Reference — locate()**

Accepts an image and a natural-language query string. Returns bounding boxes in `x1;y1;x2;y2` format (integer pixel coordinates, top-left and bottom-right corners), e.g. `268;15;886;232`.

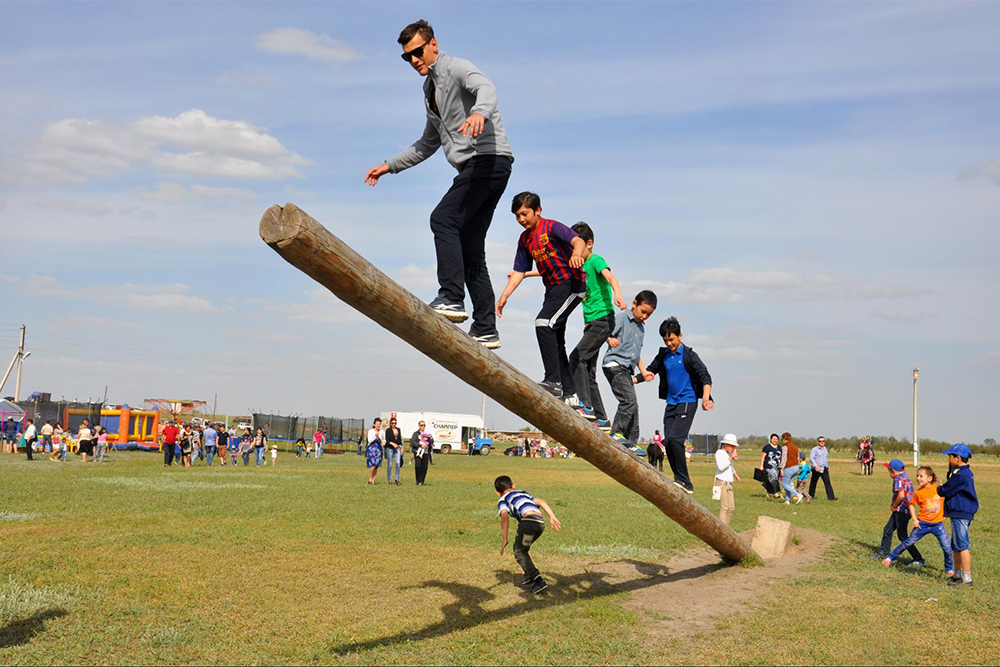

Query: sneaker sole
531;583;548;594
437;310;469;323
477;340;501;349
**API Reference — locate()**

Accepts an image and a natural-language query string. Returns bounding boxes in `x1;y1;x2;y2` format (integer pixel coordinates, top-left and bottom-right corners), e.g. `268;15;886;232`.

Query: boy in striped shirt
495;475;562;594
495;191;588;403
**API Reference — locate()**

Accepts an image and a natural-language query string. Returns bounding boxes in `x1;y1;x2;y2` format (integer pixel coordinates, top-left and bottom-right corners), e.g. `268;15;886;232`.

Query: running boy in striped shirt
495;475;562;594
495;191;588;404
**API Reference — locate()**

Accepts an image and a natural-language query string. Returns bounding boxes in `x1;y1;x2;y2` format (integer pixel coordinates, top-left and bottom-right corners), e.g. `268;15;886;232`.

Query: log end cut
259;203;306;249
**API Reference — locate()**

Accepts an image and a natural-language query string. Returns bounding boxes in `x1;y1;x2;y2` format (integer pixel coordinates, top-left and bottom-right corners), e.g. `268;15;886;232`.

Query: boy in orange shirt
883;466;954;577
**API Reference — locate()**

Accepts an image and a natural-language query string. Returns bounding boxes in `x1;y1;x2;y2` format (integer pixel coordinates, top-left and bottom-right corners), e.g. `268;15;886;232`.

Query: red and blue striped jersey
513;218;584;288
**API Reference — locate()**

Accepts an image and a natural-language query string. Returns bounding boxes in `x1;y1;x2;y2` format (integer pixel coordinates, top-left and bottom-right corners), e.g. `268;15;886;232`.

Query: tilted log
260;203;755;562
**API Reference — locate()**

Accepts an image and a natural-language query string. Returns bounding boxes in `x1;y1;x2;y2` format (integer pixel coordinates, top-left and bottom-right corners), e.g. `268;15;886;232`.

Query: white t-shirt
715;448;735;483
41;424;53;436
25;424;37;440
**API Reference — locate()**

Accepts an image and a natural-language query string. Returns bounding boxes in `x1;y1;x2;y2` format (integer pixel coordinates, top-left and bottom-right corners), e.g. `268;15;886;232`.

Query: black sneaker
530;577;548;594
538;380;562;396
429;297;468;323
518;576;534;588
471;332;501;349
948;575;972;587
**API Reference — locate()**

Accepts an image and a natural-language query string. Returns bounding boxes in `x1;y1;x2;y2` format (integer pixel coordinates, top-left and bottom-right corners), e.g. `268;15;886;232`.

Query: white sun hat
721;433;740;447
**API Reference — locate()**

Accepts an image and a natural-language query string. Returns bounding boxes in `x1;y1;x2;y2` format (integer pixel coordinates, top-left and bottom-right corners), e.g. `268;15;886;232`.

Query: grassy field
1;448;997;665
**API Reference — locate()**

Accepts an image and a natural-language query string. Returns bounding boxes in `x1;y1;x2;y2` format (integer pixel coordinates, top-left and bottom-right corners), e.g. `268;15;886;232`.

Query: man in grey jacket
365;19;513;349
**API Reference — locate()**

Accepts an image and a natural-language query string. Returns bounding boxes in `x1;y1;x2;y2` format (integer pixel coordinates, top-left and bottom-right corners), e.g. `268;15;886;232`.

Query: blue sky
1;1;998;443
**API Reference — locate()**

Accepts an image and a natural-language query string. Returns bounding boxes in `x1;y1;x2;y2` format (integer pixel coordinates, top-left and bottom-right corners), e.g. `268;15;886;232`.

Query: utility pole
481;393;486;430
912;367;920;467
14;326;26;402
213;393;218;421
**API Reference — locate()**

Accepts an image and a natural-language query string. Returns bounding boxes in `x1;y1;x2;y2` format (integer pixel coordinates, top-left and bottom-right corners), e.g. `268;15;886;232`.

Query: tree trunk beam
259;203;755;562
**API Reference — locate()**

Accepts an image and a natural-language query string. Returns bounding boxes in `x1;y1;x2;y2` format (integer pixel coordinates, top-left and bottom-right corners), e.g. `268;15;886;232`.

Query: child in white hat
715;434;741;525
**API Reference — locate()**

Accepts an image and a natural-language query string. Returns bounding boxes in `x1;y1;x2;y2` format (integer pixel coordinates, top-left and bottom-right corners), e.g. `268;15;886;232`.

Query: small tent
0;399;25;429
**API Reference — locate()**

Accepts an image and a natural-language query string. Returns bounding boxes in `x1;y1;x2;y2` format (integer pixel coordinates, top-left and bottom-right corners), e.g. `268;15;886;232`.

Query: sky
1;1;998;443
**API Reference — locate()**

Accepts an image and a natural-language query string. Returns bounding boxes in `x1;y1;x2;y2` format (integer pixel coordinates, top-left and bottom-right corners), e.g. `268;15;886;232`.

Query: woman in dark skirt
366;417;384;485
758;433;783;498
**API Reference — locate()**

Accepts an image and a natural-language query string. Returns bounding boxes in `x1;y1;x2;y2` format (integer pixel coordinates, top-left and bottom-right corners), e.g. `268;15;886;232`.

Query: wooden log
259;203;755;562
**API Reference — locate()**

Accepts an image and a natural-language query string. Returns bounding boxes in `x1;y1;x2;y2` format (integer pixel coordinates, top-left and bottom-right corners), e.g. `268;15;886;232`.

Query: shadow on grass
331;558;725;656
0;608;67;648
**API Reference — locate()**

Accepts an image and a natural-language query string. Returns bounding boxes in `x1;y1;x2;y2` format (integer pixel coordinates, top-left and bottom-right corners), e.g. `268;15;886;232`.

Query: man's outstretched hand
364;163;390;186
457;112;485;138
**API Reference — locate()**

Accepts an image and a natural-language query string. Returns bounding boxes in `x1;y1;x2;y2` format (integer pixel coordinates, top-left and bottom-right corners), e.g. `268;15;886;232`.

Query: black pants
25;437;36;460
536;279;585;393
414;453;429;485
663;402;698;489
880;512;923;561
809;467;836;500
164;444;175;466
513;519;545;581
569;313;615;419
430;155;512;336
603;365;639;442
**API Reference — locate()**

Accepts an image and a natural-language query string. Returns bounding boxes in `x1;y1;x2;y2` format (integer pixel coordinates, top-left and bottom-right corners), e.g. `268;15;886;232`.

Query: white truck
380;411;492;455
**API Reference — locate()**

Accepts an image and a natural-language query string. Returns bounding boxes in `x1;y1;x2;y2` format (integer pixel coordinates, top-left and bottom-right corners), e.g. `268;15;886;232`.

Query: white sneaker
429;298;469;323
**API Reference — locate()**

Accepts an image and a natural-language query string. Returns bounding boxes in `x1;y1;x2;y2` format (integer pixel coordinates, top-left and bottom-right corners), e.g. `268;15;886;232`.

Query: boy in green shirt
568;222;626;426
511;221;626;422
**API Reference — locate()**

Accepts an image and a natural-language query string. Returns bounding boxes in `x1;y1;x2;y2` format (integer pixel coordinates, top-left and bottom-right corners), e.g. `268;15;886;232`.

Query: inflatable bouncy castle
100;405;159;451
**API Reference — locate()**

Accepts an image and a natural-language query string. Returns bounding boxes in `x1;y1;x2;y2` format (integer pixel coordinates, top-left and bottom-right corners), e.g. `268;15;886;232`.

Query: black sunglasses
401;40;430;62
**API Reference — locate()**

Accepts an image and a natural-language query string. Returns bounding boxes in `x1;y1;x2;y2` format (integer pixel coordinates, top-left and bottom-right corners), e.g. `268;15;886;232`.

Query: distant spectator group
160;421;278;469
755;432;837;504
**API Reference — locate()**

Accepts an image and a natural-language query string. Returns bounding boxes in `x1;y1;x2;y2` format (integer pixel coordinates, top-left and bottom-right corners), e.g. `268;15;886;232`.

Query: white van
381;411;488;454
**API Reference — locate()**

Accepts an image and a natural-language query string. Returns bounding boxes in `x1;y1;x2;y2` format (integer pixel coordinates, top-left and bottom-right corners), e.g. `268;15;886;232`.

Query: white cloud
0;272;21;283
34;198;114;217
392;265;438;291
960;160;1000;186
136;182;258;202
630;279;744;304
216;71;281;89
125;292;213;313
284;186;315;199
221;328;302;345
249;288;365;325
871;309;925;322
52;315;141;331
135;182;190;202
20;275;216;312
255;27;365;64
10;109;312;185
644;268;927;303
688;268;800;289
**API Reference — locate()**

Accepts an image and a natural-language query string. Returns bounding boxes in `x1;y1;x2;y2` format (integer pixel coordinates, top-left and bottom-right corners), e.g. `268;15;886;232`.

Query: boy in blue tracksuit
937;443;978;587
639;317;714;494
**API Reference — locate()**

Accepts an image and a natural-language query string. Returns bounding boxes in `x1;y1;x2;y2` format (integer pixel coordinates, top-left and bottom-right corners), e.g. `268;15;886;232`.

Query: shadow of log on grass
331;559;724;656
0;608;67;648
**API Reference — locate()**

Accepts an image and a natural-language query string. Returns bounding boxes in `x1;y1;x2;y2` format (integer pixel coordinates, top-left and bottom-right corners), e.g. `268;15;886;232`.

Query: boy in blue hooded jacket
937;443;978;587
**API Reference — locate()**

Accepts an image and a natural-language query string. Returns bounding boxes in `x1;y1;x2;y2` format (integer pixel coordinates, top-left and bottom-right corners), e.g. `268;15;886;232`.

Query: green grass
1;451;997;664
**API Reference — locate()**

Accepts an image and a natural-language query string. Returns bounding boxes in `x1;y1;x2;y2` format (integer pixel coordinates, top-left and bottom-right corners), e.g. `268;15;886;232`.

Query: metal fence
251;413;364;444
688;433;720;456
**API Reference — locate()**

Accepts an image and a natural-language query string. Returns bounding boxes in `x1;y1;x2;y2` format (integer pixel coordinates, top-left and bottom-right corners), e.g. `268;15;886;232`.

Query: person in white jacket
715;434;742;525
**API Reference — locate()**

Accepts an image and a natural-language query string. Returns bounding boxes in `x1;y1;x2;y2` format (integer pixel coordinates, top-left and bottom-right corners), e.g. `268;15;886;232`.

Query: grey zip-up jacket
386;52;513;173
